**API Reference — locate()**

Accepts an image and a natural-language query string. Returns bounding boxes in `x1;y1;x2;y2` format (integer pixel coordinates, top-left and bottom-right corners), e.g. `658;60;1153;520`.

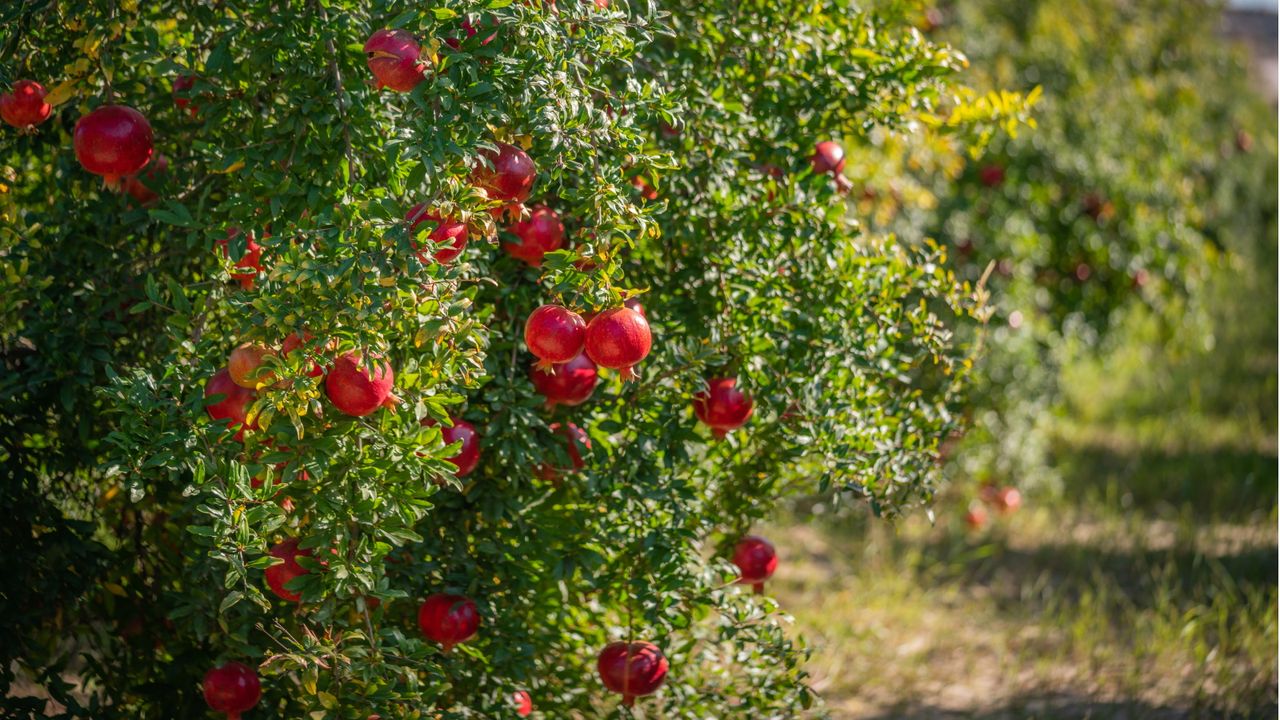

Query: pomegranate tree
73;105;154;186
597;641;669;707
504;205;565;266
583;305;651;380
417;593;481;652
0;80;51;129
325;353;395;417
732;535;778;594
692;377;755;439
203;661;261;720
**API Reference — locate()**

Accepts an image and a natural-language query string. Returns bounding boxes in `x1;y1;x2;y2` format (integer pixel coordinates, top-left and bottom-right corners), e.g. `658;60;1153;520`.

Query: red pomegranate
979;163;1005;188
597;641;668;707
0;80;51;129
525;304;586;368
218;228;265;290
228;342;277;389
471;142;537;203
965;504;989;531
122;152;168;206
530;351;598;408
406;204;468;263
513;690;533;717
538;422;590;481
994;487;1022;514
693;377;754;439
809;140;845;176
202;661;261;719
364;29;429;92
623;296;645;318
264;538;311;603
423;416;481;478
282;331;326;378
172;75;199;116
732;535;778;594
504;205;564;266
73;105;154;186
325;353;395;417
584;306;651;381
205;368;257;442
445;16;499;49
417;593;480;652
630;175;658;200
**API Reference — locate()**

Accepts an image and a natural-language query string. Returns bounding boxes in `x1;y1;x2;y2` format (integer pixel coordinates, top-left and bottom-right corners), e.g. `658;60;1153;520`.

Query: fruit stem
753;582;764;595
618;365;637;382
712;427;728;440
621;694;635;708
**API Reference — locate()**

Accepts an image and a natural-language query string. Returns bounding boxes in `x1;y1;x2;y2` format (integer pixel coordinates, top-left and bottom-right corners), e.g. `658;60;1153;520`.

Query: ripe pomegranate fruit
73;105;154;186
364;29;429;92
994;487;1022;514
809;140;845;176
172;75;199;116
202;661;261;719
979;163;1005;188
504;205;565;266
218;228;265;290
325;353;395;417
525;304;586;369
623;296;645;318
471;142;537;203
406;204;468;264
205;368;257;442
121;152;168;206
630;175;658;200
530;351;598;408
228;342;277;389
0;80;51;129
732;535;778;594
693;377;754;439
538;422;590;481
417;593;480;652
584;306;650;381
513;690;533;717
282;331;326;378
423;416;481;478
265;538;312;603
965;504;989;531
597;641;668;707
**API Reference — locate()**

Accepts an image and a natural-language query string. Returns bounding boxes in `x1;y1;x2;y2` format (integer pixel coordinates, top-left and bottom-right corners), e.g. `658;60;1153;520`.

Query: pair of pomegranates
203;661;261;719
1;80;52;129
525;303;651;381
693;377;754;438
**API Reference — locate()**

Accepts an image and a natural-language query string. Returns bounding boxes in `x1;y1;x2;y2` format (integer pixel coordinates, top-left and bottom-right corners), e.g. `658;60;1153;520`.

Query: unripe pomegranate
471;142;537;203
122;153;168;206
218;228;265;290
417;593;480;652
172;75;199;116
205;368;257;442
979;163;1005;188
584;306;650;381
282;331;326;378
203;661;261;719
265;538;312;603
513;690;533;717
228;342;277;389
809;141;845;176
325;353;395;416
406;204;468;263
364;29;429;92
504;205;565;266
693;377;754;439
597;641;668;707
73;105;154;186
538;422;590;481
423;416;481;478
525;304;586;368
1;80;51;129
732;535;778;594
530;351;598;408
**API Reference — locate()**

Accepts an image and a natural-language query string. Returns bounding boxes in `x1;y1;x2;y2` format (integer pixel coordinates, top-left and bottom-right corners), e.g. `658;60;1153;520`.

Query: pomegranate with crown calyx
203;661;261;719
525;304;586;369
693;377;754;439
326;353;396;417
471;142;537;203
218;228;265;290
1;80;51;129
417;593;480;652
205;368;257;442
530;351;597;408
405;204;468;263
732;535;778;594
504;205;564;266
264;538;312;603
364;29;429;92
584;305;650;381
73;105;154;187
422;416;481;478
537;422;590;481
597;641;668;707
809;140;845;176
228;342;277;389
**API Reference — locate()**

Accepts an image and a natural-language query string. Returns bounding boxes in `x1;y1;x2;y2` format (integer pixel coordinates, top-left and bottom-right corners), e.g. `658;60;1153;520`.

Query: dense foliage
0;1;1029;717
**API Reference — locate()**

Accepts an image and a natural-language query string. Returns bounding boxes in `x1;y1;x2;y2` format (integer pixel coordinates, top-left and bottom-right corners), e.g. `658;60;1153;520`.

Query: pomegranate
423;416;481;478
325;353;395;416
630;175;658;200
172;75;199;116
584;306;650;381
504;205;565;266
693;377;754;439
364;29;429;92
623;296;646;318
228;342;277;389
202;661;261;719
265;538;311;603
282;331;326;378
122;153;169;206
538;422;590;481
406;204;468;263
445;16;499;49
525;304;586;369
471;142;537;203
218;228;265;290
205;368;257;442
965;504;989;531
417;593;480;652
597;641;668;707
530;351;598;408
732;535;778;594
73;105;154;186
513;690;533;717
0;80;51;129
979;163;1005;188
809;140;845;176
994;487;1022;514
